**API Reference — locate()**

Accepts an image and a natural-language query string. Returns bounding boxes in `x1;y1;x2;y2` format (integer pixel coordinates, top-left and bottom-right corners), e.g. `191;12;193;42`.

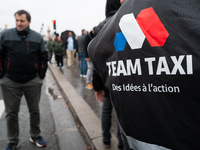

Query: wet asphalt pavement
0;72;59;149
0;68;87;150
56;56;118;139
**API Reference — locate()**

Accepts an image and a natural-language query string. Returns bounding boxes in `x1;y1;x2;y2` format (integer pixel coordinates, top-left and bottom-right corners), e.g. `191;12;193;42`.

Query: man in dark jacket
91;0;124;149
89;0;200;150
0;10;48;150
78;29;87;77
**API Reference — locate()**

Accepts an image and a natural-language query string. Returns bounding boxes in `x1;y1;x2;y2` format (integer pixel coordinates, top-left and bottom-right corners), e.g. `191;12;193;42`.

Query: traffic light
52;20;56;30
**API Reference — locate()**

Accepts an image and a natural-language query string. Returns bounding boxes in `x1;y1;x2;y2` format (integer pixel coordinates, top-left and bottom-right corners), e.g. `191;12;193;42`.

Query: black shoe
118;144;124;150
103;139;110;148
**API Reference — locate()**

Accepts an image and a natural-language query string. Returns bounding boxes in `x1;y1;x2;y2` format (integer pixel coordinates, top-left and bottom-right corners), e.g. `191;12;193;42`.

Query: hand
95;90;105;102
85;58;90;61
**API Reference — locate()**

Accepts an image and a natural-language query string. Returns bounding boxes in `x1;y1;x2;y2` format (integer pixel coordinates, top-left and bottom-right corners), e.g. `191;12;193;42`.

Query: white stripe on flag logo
119;13;145;49
115;7;169;51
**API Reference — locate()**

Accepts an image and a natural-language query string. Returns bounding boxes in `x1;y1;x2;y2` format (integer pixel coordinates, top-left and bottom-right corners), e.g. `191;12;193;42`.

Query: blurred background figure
77;29;87;78
54;34;65;68
46;36;55;63
85;27;95;90
65;31;77;68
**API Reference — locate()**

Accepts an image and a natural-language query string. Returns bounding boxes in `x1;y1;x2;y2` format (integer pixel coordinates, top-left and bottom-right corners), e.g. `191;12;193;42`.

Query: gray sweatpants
0;77;43;143
86;60;93;84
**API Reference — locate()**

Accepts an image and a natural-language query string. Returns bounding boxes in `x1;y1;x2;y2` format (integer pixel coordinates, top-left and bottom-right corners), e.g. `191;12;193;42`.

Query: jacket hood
105;0;121;17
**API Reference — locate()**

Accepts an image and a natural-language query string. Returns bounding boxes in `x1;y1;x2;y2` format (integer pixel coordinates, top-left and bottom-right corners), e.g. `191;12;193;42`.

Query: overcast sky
0;0;107;38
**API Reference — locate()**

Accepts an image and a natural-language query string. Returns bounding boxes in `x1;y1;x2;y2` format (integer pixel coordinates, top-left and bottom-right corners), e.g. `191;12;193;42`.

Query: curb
48;63;119;150
49;63;101;149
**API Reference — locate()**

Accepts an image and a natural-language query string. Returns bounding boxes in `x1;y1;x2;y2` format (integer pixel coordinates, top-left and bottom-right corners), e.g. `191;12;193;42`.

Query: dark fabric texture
0;28;48;82
92;0;121;97
88;0;200;149
84;31;95;58
77;34;86;53
105;0;121;17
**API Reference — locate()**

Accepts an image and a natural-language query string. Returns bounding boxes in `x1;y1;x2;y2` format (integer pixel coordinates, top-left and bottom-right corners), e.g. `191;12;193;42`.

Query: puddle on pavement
48;87;59;100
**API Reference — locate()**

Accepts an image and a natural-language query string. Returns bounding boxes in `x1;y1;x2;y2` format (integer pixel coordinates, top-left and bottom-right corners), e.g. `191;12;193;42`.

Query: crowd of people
46;28;95;90
45;2;125;148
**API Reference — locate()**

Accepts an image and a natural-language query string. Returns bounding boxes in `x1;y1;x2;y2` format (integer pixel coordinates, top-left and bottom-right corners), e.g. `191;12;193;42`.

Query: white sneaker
80;74;83;77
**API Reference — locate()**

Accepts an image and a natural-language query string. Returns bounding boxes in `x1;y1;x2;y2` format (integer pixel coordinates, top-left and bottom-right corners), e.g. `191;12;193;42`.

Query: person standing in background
46;36;55;63
77;29;88;78
54;35;65;68
65;31;77;68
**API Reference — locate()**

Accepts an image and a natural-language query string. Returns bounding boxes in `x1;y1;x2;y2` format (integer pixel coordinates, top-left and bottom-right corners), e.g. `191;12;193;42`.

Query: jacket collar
16;27;30;36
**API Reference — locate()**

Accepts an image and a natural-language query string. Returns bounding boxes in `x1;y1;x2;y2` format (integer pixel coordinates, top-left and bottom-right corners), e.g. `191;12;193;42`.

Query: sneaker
103;139;110;148
30;136;46;147
85;82;93;89
6;142;20;150
83;75;87;78
80;74;83;77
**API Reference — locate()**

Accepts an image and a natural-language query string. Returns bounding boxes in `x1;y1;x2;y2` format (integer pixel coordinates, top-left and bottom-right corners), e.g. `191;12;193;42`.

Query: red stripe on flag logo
136;7;169;47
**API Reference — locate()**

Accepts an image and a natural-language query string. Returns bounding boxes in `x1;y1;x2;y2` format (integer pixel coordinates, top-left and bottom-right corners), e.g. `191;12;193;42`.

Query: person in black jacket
89;0;200;149
0;10;48;150
92;0;124;149
77;29;87;77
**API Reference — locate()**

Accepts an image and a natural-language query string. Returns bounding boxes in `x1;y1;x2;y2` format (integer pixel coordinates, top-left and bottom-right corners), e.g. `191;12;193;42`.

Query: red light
52;20;55;24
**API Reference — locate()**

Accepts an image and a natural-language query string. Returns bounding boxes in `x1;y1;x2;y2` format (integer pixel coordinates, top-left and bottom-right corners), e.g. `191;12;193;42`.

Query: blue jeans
79;53;87;75
102;96;124;146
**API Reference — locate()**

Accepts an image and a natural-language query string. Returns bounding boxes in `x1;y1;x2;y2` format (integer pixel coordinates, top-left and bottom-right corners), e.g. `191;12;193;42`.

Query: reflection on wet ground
51;56;118;138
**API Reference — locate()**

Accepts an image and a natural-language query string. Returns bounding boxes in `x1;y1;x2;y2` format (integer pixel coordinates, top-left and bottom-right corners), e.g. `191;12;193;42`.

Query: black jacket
0;27;48;83
77;34;86;53
84;31;95;58
88;0;200;149
92;0;121;97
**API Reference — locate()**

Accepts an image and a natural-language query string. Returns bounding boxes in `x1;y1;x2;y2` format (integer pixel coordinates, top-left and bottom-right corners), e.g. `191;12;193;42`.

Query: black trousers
55;55;63;67
48;51;53;63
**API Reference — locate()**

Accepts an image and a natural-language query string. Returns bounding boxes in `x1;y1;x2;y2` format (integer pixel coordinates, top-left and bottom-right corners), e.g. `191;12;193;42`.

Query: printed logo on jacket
106;7;194;94
107;7;193;76
114;7;169;51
